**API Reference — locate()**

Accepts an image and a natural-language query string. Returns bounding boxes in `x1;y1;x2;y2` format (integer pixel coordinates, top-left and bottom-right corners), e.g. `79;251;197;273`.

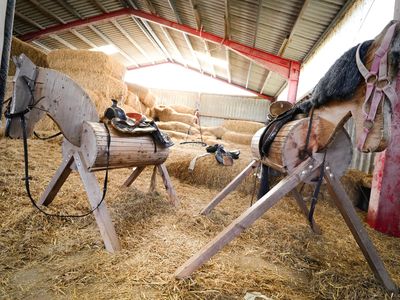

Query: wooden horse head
307;20;400;153
5;54;98;146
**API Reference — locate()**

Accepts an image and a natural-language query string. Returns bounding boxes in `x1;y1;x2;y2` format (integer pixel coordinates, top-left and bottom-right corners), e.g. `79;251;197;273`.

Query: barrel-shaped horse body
79;121;169;171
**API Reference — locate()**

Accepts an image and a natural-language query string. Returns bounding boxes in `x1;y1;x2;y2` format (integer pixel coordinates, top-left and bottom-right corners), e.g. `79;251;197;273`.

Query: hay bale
156;121;199;135
47;49;125;80
126;82;156;108
8;37;48;75
202;126;226;139
169;104;196;115
152;106;197;125
125;92;142;112
223;119;264;134
222;130;253;145
60;70;128;102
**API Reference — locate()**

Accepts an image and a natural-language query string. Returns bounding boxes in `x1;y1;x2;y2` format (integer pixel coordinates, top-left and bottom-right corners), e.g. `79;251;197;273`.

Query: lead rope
19;113;111;218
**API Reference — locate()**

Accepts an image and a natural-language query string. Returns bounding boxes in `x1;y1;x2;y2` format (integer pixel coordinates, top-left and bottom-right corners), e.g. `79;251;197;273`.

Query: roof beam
70;29;98;48
127;61;274;101
189;0;216;77
225;48;231;83
224;0;231;40
160;26;187;66
245;0;263;89
167;0;203;72
50;34;77;49
91;0;108;13
27;0;66;24
111;20;154;62
17;7;300;78
88;24;139;66
53;0;83;19
15;10;44;29
31;40;52;53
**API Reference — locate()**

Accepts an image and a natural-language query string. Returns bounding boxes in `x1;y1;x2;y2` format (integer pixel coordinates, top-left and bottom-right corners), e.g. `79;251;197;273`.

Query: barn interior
1;0;400;299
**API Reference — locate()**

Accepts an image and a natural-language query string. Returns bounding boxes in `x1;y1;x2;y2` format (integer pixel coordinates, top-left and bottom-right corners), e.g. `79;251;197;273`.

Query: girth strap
355;22;398;151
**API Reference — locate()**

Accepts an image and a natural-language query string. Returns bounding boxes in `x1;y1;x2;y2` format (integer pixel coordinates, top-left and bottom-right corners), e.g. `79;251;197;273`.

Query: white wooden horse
5;55;178;252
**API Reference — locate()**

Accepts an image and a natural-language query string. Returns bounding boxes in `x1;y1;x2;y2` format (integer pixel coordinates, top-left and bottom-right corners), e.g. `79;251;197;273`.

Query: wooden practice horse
175;21;400;293
5;54;178;253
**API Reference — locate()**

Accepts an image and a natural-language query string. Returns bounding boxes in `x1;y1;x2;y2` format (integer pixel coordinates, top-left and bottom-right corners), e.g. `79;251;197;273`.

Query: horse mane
297;40;373;113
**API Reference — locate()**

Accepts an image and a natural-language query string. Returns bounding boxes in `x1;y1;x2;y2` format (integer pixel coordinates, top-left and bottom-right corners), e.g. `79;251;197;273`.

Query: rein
5;79;112;218
356;22;399;151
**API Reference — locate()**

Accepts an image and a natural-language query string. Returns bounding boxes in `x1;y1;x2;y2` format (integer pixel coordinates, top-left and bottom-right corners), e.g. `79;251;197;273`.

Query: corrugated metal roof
12;0;357;99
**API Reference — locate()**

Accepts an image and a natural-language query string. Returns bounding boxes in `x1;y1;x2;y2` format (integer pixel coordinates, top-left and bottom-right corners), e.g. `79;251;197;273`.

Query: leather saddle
104;100;174;148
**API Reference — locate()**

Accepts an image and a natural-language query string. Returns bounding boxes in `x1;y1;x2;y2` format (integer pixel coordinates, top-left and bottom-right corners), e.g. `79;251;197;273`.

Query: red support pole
367;0;400;238
18;8;300;79
287;61;301;103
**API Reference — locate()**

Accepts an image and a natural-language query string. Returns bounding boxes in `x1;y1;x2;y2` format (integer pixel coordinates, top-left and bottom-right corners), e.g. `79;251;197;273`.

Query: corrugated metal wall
151;88;270;127
151;88;375;174
345;118;376;174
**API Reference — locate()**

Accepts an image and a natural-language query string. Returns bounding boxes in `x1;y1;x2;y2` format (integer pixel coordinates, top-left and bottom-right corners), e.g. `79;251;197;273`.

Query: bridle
356;22;399;152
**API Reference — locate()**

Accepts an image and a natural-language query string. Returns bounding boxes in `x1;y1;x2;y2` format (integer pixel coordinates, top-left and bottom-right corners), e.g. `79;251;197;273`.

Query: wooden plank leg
175;158;320;279
122;166;146;187
324;172;398;293
149;165;157;192
291;188;322;235
74;152;121;253
157;164;179;207
39;154;74;206
200;159;260;215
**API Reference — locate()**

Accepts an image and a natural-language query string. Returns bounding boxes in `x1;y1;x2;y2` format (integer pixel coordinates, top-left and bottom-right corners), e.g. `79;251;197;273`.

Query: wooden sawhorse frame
175;156;397;293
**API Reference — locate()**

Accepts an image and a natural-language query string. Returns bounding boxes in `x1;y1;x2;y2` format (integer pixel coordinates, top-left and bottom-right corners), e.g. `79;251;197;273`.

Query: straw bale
156;121;199;135
8;37;48;75
222;130;253;145
169;104;196;115
47;49;125;80
202;126;226;139
152;106;197;125
60;70;128;102
223;119;264;134
126;82;148;99
142;93;156;109
125;91;142;112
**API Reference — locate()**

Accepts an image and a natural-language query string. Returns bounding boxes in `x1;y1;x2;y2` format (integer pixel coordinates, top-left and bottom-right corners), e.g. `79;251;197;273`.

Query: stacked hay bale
151;105;198;126
126;83;156;117
221;119;264;145
8;37;48;75
47;49;127;117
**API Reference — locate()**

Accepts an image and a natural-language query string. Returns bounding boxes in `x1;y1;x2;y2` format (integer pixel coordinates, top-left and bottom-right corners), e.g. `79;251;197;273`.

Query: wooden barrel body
77;121;169;171
251;117;352;179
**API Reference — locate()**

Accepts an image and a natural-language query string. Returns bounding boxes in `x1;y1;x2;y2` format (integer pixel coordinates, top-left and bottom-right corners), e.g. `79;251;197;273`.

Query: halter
355;22;398;152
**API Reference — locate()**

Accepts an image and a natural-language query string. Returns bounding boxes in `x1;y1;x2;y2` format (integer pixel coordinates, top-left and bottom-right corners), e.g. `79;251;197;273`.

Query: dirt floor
0;136;399;299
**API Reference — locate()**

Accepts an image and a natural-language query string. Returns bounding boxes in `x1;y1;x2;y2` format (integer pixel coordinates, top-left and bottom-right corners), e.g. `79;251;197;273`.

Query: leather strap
355;22;398;151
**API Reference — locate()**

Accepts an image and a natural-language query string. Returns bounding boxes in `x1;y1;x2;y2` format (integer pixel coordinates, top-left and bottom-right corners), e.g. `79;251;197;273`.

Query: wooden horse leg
157;164;179;207
149;165;157;192
291;188;322;235
200;160;260;215
122;166;146;187
175;158;321;279
73;152;121;253
38;154;74;206
324;172;398;293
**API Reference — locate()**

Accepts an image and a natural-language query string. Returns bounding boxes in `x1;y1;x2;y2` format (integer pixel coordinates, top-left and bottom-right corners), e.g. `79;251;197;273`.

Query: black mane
297;40;373;113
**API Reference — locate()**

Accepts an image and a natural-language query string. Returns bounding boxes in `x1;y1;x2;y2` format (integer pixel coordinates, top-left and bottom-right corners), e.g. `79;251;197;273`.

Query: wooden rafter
189;0;216;77
167;0;203;72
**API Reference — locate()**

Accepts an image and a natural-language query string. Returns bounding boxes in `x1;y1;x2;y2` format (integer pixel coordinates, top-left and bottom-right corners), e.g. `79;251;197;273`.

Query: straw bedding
0;138;399;299
156;121;199;135
8;37;48;76
47;49;126;80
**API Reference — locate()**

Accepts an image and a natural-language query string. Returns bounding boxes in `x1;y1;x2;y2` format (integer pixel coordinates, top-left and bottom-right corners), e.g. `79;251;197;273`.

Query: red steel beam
18;7;300;79
127;61;275;101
